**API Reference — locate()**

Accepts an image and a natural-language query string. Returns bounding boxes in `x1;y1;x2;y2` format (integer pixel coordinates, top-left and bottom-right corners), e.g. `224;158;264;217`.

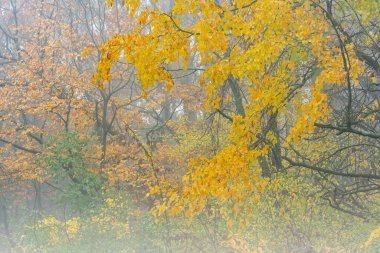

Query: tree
97;0;366;220
283;0;380;218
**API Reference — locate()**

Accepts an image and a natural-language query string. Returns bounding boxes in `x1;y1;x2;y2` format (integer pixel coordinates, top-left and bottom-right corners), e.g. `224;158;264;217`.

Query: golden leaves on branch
97;0;365;222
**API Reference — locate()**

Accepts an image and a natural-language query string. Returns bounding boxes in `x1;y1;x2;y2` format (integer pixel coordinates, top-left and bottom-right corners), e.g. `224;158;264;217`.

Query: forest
0;0;379;252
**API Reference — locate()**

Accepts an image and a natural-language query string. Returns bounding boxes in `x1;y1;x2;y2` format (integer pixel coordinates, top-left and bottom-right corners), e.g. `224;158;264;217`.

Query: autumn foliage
0;0;379;252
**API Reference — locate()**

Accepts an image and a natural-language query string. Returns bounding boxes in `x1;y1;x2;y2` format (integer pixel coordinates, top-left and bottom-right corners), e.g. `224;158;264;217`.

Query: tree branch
0;138;41;154
283;156;380;179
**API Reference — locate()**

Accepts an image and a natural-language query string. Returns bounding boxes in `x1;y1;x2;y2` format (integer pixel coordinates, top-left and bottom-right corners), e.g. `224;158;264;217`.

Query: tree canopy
0;0;379;252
